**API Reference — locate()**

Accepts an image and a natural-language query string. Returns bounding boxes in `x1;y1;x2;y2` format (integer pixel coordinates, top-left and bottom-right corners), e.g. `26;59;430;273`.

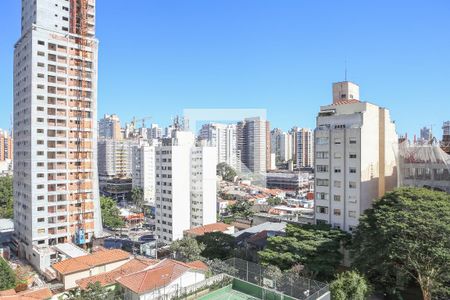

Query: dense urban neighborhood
0;1;449;300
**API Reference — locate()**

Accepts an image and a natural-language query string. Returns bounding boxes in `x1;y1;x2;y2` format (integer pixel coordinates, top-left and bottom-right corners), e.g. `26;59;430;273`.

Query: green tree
196;232;235;260
100;196;125;229
258;224;347;281
206;259;238;276
0;176;13;218
352;187;450;300
227;200;253;218
0;258;16;291
169;237;205;262
217;163;237;182
266;196;282;206
131;187;144;212
330;271;371;300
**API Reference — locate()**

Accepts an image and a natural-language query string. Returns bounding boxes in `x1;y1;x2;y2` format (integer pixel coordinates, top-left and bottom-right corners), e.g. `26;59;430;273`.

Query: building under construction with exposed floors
13;0;102;273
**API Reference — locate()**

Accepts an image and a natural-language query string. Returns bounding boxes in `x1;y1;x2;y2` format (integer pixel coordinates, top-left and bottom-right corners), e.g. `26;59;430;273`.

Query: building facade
132;142;156;204
199;123;240;171
237;117;269;174
314;81;398;232
155;131;217;242
296;128;314;168
0;129;13;161
98;114;122;140
13;0;102;271
270;128;293;164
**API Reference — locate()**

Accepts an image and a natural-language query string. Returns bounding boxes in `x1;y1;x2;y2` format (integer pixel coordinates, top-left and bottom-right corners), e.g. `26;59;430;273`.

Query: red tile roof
0;287;52;300
52;249;131;275
332;99;360;105
76;257;158;289
184;222;232;236
116;259;207;294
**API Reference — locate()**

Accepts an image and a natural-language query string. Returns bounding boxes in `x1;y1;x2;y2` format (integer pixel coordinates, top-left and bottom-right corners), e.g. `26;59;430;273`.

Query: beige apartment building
314;81;398;232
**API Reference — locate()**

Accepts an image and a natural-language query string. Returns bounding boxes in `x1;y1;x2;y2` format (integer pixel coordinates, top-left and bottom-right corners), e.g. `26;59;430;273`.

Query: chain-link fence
209;258;329;300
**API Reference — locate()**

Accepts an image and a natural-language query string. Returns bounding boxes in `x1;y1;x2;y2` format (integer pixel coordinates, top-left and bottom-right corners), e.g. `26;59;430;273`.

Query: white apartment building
199;123;240;171
148;124;162;140
155;131;217;242
98;114;122;140
97;139;137;182
297;128;314;168
314;81;398;232
132;141;156;204
271;128;293;163
13;0;102;271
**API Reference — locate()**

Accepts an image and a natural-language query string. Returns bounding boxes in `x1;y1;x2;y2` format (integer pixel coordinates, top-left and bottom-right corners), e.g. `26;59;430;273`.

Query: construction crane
130;116;152;128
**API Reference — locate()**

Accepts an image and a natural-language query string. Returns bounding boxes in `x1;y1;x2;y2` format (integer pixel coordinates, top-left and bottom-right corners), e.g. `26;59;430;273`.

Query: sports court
198;285;261;300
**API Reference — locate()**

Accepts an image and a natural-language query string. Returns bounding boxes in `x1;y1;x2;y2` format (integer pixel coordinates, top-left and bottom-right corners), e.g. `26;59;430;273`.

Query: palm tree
131;187;144;212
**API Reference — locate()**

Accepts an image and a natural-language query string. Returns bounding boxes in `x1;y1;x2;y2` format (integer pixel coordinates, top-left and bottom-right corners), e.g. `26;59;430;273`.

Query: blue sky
1;0;449;137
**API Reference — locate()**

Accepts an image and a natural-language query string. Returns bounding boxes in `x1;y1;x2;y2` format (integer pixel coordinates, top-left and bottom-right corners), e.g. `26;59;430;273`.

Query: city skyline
1;0;450;135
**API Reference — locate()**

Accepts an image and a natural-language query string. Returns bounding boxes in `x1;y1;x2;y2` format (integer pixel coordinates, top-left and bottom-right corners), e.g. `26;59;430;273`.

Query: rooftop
76;257;158;289
116;259;207;294
184;222;233;236
52;248;131;275
0;287;52;300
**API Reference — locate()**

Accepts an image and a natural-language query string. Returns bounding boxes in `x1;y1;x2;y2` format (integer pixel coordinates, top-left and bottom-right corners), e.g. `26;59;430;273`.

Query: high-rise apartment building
297;128;314;168
97;139;137;181
314;81;398;232
200;123;240;171
0;129;13;161
13;0;102;271
155;131;217;242
98;114;122;140
132;141;156;204
237;117;269;174
442;121;450;154
270;128;293;163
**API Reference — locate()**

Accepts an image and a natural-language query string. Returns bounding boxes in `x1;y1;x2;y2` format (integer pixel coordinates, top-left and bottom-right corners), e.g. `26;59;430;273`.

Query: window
349;167;357;174
37;206;45;211
334;195;341;201
37;218;45;222
334;180;341;188
316;137;329;145
37;229;45;234
316;165;329;173
348;195;357;203
334;152;342;159
334;168;341;173
333;209;341;216
316;151;328;159
316;206;328;214
349;181;357;189
334;138;342;145
38;41;45;46
348;211;357;218
316;179;329;187
349;138;357;144
349;153;357;159
316;192;328;200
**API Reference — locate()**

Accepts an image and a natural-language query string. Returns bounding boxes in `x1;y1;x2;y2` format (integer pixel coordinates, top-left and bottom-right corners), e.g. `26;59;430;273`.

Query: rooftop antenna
344;58;348;81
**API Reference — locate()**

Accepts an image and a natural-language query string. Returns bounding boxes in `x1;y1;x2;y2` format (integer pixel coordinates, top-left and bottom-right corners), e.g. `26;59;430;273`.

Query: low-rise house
51;248;131;290
76;257;158;290
184;222;235;238
0;287;52;300
116;259;208;300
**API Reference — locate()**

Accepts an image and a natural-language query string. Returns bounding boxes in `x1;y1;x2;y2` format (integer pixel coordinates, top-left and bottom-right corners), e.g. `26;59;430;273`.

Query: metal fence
210;258;329;300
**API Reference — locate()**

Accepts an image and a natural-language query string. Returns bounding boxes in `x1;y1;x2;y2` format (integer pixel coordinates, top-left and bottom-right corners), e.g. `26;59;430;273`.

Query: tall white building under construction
314;81;398;232
13;0;102;271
